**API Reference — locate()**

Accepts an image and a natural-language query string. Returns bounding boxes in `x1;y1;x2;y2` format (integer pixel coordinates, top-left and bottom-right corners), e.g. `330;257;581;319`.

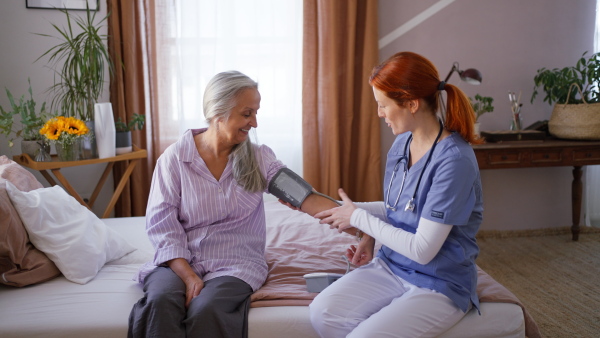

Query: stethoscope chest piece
405;198;415;212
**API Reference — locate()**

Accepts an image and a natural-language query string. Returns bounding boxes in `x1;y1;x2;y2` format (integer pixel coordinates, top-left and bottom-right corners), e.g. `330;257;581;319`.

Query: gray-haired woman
128;71;286;338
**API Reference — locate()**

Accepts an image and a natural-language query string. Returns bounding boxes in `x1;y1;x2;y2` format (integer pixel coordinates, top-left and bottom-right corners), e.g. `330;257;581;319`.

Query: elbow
410;243;437;265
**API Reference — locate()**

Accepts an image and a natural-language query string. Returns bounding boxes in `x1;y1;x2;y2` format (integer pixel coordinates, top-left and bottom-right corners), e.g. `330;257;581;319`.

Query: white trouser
309;257;468;338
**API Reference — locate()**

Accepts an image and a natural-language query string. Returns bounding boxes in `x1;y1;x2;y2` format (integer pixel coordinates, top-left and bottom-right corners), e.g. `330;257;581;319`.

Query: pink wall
377;0;596;230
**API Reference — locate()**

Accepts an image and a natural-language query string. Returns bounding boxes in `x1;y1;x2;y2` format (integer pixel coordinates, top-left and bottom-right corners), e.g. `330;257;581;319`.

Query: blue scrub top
377;132;483;313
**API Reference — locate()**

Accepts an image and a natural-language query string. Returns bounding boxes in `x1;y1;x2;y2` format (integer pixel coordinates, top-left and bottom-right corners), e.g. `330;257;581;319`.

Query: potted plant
0;79;52;159
531;51;600;140
36;5;114;157
470;94;494;135
115;113;145;154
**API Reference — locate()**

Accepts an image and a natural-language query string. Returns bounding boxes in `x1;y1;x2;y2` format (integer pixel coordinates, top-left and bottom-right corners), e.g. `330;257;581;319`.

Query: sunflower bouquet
39;116;89;161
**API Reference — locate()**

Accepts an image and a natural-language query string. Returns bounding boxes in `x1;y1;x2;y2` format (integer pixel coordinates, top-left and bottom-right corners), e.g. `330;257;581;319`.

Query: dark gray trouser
128;267;253;338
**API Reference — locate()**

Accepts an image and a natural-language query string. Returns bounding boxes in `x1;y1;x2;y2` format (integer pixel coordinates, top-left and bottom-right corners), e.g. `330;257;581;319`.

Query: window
168;0;304;175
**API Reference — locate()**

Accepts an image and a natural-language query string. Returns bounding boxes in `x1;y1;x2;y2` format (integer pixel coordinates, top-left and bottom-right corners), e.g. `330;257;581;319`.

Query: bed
0;156;540;338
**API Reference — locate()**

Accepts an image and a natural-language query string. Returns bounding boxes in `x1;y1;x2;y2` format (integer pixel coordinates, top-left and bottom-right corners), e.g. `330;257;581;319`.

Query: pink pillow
0;156;60;287
0;156;43;191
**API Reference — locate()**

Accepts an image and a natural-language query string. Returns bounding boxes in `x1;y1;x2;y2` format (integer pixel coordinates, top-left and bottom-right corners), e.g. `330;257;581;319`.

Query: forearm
354;201;387;222
167;257;199;282
300;193;361;237
299;193;340;216
351;210;452;265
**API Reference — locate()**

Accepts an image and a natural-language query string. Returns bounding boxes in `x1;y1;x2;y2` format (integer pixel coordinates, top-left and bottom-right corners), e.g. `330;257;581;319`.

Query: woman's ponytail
443;83;483;144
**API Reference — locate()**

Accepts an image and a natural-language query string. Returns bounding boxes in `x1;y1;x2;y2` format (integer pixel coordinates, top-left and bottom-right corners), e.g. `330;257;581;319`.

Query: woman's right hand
167;258;204;308
183;274;204;308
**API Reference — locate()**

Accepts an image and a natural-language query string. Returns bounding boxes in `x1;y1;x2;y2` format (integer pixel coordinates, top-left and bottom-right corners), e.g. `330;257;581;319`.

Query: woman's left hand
346;234;375;266
277;199;301;212
314;188;357;232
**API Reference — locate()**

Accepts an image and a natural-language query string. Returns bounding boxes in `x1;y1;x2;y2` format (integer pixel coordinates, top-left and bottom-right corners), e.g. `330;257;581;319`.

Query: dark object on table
480;130;546;142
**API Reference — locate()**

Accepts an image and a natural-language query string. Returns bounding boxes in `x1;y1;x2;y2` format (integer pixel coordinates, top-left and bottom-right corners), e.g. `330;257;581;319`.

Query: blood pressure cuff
268;168;313;208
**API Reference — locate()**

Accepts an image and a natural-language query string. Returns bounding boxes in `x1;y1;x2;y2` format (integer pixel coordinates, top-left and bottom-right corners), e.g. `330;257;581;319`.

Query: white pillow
5;182;136;284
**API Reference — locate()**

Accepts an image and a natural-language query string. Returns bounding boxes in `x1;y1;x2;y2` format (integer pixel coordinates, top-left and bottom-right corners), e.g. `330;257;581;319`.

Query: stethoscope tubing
385;120;443;212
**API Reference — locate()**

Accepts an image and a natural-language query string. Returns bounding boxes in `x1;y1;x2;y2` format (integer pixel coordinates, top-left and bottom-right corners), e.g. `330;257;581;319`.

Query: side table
473;139;600;241
13;146;148;218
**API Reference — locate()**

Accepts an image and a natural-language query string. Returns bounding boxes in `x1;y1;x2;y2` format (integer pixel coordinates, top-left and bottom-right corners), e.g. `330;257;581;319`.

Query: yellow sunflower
39;116;89;144
39;118;62;140
63;117;89;136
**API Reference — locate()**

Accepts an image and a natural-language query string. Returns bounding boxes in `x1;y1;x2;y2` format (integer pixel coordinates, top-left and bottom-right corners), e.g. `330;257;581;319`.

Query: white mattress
0;203;526;338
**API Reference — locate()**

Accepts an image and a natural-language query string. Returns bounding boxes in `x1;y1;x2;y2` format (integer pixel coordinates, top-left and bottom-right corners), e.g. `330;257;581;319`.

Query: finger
338;188;353;204
278;199;299;210
351;251;362;265
193;284;202;298
314;210;331;219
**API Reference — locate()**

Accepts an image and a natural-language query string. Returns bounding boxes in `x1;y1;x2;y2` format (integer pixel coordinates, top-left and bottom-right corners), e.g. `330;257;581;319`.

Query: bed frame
0;201;531;338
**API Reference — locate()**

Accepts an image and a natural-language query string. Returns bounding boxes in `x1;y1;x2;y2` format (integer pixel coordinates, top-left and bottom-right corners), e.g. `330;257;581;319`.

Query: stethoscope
385;120;444;212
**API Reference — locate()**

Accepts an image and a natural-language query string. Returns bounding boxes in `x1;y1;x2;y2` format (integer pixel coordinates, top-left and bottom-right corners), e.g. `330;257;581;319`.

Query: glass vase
81;120;98;159
55;139;82;161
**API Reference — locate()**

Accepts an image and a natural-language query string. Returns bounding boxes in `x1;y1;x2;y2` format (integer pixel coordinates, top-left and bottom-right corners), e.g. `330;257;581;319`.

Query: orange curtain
303;0;382;202
107;0;152;216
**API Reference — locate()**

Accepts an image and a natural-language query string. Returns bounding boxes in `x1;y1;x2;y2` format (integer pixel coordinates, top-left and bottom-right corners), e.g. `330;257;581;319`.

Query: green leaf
531;51;600;105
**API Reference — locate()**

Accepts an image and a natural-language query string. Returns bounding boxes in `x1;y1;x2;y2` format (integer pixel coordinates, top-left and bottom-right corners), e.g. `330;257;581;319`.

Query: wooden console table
14;147;147;218
472;139;600;241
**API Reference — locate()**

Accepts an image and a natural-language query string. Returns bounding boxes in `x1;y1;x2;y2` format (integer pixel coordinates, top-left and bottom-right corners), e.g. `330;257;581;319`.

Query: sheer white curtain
169;0;303;176
588;1;600;227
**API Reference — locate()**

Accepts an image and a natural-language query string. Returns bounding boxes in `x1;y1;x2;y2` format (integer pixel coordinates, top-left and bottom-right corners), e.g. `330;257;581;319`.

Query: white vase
474;122;481;136
94;103;116;158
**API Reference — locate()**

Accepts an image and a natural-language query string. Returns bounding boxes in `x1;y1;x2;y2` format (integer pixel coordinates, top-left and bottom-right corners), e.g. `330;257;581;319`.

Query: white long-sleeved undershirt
351;203;452;265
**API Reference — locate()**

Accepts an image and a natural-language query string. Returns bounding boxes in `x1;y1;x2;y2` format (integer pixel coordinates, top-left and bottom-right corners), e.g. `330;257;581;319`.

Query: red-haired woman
311;51;484;337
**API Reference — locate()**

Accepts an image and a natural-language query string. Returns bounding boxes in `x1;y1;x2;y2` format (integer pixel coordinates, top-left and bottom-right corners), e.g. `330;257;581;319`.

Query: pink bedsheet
252;202;541;338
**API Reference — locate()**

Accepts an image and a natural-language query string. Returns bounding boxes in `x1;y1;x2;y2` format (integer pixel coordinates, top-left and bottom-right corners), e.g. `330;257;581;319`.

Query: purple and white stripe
136;129;284;291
